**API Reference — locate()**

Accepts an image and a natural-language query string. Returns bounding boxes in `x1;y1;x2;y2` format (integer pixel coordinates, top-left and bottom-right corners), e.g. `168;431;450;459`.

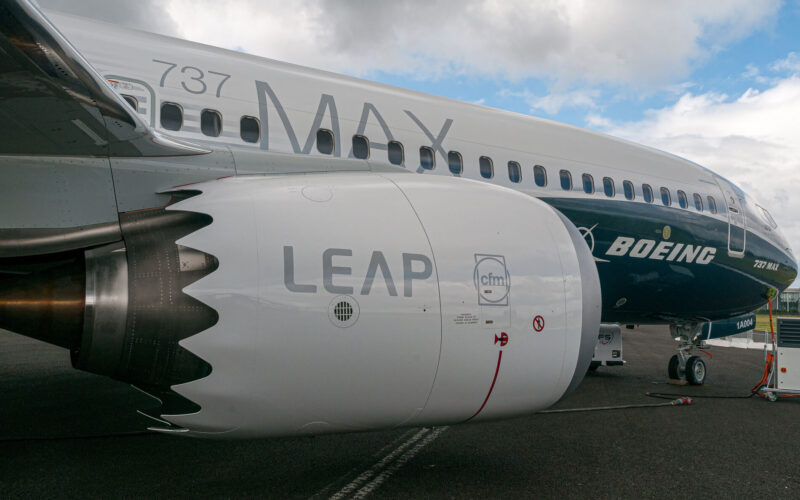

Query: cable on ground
536;397;692;414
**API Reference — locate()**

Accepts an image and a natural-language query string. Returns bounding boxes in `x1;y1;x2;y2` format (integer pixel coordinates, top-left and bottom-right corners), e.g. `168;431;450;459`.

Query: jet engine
0;172;600;438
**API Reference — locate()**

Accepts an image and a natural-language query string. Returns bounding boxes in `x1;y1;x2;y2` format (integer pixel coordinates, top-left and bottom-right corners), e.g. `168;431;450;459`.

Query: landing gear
668;355;682;380
686;356;706;385
667;323;709;385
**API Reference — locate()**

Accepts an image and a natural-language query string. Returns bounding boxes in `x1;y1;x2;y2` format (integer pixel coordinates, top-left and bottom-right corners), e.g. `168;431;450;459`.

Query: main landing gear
667;323;708;385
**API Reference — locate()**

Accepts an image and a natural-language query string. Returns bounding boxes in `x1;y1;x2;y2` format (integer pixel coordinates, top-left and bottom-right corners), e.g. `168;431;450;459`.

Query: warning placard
454;313;479;326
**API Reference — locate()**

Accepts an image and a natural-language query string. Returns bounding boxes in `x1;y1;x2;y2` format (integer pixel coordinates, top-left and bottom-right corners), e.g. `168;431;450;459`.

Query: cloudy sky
38;0;800;284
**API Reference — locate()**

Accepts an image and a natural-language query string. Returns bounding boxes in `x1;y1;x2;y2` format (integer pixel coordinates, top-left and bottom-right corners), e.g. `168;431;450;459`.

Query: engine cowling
158;172;599;437
0;171;600;438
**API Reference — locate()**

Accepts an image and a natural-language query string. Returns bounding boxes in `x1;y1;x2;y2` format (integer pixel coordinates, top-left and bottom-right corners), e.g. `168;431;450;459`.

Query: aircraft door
715;177;746;257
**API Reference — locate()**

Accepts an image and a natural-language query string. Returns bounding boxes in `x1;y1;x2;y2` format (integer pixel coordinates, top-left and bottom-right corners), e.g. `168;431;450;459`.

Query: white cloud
741;64;770;85
592;75;800;272
43;0;779;89
771;52;800;73
36;0;178;36
503;88;601;115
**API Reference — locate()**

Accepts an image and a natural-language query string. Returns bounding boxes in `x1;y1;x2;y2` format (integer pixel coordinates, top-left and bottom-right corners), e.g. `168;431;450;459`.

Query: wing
0;0;206;157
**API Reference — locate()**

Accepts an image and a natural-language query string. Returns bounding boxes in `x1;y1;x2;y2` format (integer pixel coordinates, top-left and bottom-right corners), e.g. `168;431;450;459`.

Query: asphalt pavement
2;325;798;499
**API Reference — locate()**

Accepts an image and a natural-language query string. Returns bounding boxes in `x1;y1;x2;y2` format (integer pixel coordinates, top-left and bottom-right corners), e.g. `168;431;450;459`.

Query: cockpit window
757;205;778;228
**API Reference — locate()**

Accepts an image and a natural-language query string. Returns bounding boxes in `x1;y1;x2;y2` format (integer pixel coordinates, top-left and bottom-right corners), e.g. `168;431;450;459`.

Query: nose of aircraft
785;253;798;290
771;227;798;291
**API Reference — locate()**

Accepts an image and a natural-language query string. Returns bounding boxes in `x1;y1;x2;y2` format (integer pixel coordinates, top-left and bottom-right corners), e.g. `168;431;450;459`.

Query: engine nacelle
0;171;600;438
157;172;600;437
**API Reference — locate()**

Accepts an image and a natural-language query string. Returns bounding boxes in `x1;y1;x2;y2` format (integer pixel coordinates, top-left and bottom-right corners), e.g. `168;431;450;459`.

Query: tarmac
2;325;799;499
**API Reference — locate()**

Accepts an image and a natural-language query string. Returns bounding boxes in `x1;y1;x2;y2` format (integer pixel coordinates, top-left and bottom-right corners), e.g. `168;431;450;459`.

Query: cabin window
603;177;615;197
642;184;653;203
623;180;634;200
693;193;703;211
560;170;572;190
534;165;547;187
160;102;183;131
388;141;404;165
582;173;595;194
661;187;672;206
201;109;222;137
352;135;369;159
677;190;688;209
448;151;463;175
316;129;334;155
479;156;494;179
240;116;260;143
508;161;521;183
708;196;718;214
121;94;138;112
419;146;435;170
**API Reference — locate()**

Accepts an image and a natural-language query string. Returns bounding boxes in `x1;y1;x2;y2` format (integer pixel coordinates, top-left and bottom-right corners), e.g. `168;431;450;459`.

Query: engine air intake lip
328;296;359;328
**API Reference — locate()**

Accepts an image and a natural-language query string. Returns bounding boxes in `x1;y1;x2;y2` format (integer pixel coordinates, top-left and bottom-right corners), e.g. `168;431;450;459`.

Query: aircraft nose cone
787;255;799;288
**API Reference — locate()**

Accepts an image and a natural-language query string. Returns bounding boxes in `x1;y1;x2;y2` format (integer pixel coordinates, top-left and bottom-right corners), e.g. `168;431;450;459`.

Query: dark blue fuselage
545;197;797;324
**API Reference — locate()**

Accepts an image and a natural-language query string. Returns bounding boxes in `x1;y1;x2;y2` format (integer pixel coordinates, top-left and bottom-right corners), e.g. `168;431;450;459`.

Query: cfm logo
605;237;717;265
474;254;510;306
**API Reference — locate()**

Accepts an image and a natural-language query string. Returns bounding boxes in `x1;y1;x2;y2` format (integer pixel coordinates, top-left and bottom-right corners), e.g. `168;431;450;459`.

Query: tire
588;362;599;373
668;354;681;380
686;356;706;385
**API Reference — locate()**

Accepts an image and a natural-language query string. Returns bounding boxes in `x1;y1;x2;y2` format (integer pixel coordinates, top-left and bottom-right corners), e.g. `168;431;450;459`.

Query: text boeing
605;237;717;265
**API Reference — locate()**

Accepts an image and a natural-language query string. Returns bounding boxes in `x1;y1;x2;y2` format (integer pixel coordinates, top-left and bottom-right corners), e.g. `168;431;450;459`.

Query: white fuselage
46;10;796;324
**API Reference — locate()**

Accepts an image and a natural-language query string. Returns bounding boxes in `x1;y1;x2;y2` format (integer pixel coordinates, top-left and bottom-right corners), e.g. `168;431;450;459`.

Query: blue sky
367;1;800;130
38;0;800;285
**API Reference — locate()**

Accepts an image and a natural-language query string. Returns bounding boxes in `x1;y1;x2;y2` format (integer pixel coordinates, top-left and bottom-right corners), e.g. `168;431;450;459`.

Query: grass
755;312;800;332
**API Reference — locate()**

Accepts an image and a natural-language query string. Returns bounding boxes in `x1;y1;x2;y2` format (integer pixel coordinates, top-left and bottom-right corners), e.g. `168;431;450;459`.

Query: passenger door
714;177;746;257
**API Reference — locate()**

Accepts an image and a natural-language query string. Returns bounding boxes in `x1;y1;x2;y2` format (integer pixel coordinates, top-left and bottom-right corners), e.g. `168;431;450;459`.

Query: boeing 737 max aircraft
0;0;795;438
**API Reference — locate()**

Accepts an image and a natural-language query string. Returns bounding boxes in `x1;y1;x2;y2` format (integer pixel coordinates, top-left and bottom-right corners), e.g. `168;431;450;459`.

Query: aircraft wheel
686;356;706;385
667;354;682;380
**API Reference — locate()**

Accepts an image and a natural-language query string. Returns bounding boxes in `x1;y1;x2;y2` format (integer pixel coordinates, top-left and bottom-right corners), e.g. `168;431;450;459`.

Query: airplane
0;0;795;438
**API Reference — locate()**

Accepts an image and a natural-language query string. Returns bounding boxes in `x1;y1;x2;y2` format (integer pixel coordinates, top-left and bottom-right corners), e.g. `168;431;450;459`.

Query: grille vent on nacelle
334;301;354;322
328;296;359;328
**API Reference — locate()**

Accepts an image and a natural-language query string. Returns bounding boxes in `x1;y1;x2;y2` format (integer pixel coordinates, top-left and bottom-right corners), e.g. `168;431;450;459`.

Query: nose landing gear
667;323;708;385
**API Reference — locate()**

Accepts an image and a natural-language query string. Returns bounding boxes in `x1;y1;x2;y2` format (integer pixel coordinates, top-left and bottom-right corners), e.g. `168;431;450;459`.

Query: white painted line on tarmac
350;427;448;499
327;426;448;500
311;429;418;499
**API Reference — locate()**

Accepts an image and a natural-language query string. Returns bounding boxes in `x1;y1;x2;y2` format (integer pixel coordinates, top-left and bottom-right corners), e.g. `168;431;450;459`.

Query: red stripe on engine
463;351;503;423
